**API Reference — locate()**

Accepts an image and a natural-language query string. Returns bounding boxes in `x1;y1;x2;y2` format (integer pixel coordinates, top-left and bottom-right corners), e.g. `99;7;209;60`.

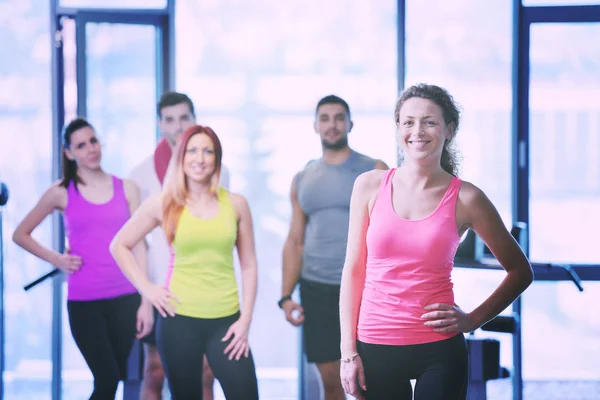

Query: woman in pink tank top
13;118;153;399
339;84;534;400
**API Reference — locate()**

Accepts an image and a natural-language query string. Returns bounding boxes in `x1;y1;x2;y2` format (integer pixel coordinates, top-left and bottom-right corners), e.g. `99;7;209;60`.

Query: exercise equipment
457;222;584;400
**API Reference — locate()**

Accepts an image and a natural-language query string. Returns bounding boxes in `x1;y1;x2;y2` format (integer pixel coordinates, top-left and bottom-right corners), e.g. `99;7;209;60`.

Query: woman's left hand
421;303;478;333
222;316;251;361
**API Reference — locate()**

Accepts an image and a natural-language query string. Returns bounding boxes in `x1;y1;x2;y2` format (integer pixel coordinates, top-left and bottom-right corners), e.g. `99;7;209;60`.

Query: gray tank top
297;150;378;285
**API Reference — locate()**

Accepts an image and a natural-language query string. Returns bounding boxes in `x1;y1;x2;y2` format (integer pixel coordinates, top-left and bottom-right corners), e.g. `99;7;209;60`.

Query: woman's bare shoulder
355;169;387;194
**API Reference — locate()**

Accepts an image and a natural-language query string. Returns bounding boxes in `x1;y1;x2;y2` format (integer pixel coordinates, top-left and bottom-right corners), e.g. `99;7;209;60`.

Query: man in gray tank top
278;95;388;400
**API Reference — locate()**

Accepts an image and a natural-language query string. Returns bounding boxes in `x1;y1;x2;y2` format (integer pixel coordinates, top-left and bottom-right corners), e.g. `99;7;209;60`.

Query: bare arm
109;194;162;295
462;184;533;328
122;179;150;299
230;194;258;323
281;176;306;299
12;183;78;272
219;193;259;360
424;183;534;332
339;171;383;357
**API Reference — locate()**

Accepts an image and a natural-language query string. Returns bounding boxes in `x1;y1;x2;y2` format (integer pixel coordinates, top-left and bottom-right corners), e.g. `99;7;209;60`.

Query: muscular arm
339;171;383;357
12;183;67;267
231;194;258;323
460;183;534;329
281;176;307;299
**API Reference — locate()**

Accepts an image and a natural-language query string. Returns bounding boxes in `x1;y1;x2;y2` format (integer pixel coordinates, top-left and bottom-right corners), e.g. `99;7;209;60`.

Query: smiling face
182;133;217;183
64;126;102;170
397;97;455;165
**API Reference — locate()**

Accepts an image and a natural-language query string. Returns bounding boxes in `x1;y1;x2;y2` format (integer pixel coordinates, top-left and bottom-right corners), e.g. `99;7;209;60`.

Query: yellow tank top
166;187;239;318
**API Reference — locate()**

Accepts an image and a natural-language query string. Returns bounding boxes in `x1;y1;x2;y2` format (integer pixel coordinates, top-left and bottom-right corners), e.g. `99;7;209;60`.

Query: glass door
525;19;600;393
62;17;161;399
515;4;600;399
51;3;173;398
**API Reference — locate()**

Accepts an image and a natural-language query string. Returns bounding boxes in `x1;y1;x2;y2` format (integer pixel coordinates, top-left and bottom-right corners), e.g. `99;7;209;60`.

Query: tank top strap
66;180;77;197
66;180;80;206
380;168;395;192
445;176;462;199
216;186;237;220
111;175;126;200
216;186;230;205
438;176;462;211
370;168;396;215
379;167;396;199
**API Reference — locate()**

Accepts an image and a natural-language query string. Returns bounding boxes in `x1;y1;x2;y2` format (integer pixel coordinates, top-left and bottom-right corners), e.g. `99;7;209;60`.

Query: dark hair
394;83;461;176
157;92;195;119
315;95;351;119
60;118;94;188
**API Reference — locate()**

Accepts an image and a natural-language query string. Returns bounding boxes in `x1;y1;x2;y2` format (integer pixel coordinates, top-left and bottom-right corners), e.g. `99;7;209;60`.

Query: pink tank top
357;168;461;345
64;176;137;301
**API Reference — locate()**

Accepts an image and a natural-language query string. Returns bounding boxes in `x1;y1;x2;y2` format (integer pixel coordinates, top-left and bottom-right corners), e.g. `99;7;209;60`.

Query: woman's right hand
142;283;180;318
53;251;82;274
340;354;367;400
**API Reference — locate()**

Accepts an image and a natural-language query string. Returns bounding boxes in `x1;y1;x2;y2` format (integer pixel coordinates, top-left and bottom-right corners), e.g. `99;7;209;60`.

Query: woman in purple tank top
13;118;153;399
338;84;534;400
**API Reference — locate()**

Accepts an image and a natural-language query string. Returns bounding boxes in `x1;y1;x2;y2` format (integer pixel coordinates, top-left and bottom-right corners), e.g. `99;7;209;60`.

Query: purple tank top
64;175;137;301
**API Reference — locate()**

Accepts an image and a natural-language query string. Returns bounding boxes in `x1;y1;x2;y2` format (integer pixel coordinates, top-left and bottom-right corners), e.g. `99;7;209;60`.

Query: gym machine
456;222;584;400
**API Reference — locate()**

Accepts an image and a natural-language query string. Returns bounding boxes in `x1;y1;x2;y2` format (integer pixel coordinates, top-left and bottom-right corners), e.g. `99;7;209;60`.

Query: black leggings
156;312;259;400
357;334;468;400
67;293;140;400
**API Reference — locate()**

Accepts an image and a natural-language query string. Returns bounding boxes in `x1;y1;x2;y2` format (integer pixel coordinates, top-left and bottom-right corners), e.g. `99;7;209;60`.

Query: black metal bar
298;327;305;400
481;315;518;334
512;295;523;400
75;16;87;118
455;258;600;282
51;1;66;398
123;338;143;400
155;24;164;103
513;6;529;231
0;183;7;400
51;257;64;400
512;0;529;395
540;264;595;283
56;7;169;19
23;268;60;291
165;0;175;91
524;5;600;23
396;0;406;169
397;0;406;94
0;212;3;400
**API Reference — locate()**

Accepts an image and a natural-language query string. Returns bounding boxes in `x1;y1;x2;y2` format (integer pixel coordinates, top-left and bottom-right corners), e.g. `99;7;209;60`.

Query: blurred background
0;0;599;399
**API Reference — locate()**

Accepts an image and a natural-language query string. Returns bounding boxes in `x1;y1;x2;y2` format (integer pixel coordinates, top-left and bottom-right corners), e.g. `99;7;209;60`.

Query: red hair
162;125;223;243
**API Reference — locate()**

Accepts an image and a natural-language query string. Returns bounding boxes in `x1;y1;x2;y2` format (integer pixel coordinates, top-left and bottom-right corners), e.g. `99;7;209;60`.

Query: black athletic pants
156;312;259;400
67;293;140;400
357;333;469;400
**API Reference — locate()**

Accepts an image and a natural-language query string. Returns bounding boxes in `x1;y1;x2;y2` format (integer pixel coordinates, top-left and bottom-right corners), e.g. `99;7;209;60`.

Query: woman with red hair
110;125;259;399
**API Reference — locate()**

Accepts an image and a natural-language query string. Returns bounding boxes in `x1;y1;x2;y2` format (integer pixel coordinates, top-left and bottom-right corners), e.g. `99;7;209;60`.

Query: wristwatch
277;295;292;308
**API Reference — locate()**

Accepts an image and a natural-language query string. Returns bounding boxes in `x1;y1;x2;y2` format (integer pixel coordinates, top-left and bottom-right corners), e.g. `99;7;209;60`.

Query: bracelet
340;353;360;363
277;295;292;309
